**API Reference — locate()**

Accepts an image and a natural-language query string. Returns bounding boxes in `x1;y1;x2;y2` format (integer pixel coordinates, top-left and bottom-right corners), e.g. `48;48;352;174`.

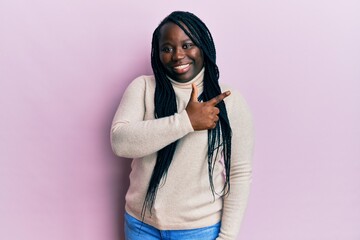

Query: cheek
159;53;170;66
159;54;172;74
192;49;204;65
195;54;204;67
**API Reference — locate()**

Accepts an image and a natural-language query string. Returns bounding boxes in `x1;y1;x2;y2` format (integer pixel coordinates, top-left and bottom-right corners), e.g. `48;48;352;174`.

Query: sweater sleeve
217;91;254;240
110;76;194;159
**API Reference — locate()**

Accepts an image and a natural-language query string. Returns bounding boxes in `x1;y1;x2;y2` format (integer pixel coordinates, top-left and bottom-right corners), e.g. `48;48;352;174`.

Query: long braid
142;11;232;219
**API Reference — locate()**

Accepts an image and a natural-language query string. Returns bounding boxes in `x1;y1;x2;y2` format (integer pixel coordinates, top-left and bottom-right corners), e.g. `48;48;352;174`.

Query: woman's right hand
185;83;231;131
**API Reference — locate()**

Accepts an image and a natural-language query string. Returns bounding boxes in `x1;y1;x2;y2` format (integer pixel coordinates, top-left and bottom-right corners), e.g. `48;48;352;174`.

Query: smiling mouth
173;63;190;73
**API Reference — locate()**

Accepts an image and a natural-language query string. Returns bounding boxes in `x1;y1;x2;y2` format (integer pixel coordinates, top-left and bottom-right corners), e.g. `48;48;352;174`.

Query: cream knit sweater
111;69;254;240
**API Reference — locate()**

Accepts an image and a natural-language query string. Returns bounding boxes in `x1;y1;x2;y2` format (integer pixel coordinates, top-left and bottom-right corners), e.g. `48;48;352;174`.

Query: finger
190;83;199;102
208;91;231;106
213;107;220;115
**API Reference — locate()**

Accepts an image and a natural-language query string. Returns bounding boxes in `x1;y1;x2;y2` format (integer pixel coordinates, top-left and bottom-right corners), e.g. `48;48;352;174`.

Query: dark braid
142;11;232;218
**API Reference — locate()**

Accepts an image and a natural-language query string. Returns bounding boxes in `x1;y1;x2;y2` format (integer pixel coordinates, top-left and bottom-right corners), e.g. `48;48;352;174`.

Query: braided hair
142;11;232;218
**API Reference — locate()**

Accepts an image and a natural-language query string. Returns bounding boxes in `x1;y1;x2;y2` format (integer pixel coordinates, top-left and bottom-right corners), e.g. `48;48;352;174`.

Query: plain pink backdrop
1;1;359;240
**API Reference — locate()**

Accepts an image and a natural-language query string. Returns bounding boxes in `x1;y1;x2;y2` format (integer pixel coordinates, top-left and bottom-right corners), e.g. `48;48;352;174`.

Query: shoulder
124;75;156;94
220;83;248;109
127;75;155;88
220;83;253;124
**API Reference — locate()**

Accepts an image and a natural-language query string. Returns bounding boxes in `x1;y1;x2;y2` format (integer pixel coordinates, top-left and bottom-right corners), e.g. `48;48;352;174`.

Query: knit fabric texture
111;69;254;240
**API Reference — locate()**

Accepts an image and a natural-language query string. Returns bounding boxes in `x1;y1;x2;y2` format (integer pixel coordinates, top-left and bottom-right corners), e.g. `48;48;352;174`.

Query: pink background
1;0;359;239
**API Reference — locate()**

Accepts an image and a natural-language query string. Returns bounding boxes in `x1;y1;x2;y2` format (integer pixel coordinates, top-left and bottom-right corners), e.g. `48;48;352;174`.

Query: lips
172;63;191;74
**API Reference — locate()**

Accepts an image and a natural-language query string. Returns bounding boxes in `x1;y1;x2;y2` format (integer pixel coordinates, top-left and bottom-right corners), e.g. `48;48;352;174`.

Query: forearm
216;162;252;240
111;110;193;158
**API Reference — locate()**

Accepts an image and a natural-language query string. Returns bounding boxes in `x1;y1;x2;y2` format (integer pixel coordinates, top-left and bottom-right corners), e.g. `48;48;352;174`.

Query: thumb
190;83;199;102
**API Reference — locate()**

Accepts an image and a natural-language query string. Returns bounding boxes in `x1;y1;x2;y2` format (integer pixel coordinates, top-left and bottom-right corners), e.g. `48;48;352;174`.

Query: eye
183;43;194;49
161;46;173;53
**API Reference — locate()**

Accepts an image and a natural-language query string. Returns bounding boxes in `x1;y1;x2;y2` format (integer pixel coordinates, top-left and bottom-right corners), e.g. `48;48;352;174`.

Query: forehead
158;22;191;43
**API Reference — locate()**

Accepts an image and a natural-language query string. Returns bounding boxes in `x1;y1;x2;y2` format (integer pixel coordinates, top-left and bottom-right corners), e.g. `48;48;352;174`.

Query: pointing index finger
208;91;231;106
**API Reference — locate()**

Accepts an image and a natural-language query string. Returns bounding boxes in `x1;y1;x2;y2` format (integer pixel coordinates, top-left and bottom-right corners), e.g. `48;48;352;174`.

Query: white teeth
174;64;189;70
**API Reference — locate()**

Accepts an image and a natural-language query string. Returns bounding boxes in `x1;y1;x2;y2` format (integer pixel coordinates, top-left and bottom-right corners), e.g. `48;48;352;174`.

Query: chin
175;76;192;83
178;72;197;82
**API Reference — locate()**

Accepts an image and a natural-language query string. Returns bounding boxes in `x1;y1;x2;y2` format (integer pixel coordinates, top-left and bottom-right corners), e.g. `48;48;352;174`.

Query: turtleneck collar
167;67;205;89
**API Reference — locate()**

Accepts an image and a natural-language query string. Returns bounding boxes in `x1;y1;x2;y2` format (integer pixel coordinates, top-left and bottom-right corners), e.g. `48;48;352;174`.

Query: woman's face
158;22;204;83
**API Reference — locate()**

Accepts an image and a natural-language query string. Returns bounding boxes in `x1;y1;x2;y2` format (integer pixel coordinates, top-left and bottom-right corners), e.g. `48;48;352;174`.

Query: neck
168;68;205;89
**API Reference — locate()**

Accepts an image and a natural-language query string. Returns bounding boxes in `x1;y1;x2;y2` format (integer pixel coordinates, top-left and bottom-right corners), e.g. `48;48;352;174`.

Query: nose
172;47;185;61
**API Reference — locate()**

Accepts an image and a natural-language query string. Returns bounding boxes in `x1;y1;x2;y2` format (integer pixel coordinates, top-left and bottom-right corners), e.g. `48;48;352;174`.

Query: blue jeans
124;212;221;240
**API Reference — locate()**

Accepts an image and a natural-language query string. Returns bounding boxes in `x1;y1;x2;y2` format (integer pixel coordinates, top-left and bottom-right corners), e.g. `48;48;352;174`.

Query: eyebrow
159;38;193;47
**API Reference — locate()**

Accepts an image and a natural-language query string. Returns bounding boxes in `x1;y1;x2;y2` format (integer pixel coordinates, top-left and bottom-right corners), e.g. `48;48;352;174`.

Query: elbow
110;125;128;157
110;130;142;159
110;132;123;157
230;161;252;183
110;123;150;159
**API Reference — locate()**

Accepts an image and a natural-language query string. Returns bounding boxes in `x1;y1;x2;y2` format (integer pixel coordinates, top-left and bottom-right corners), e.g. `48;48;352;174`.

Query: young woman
111;11;254;240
